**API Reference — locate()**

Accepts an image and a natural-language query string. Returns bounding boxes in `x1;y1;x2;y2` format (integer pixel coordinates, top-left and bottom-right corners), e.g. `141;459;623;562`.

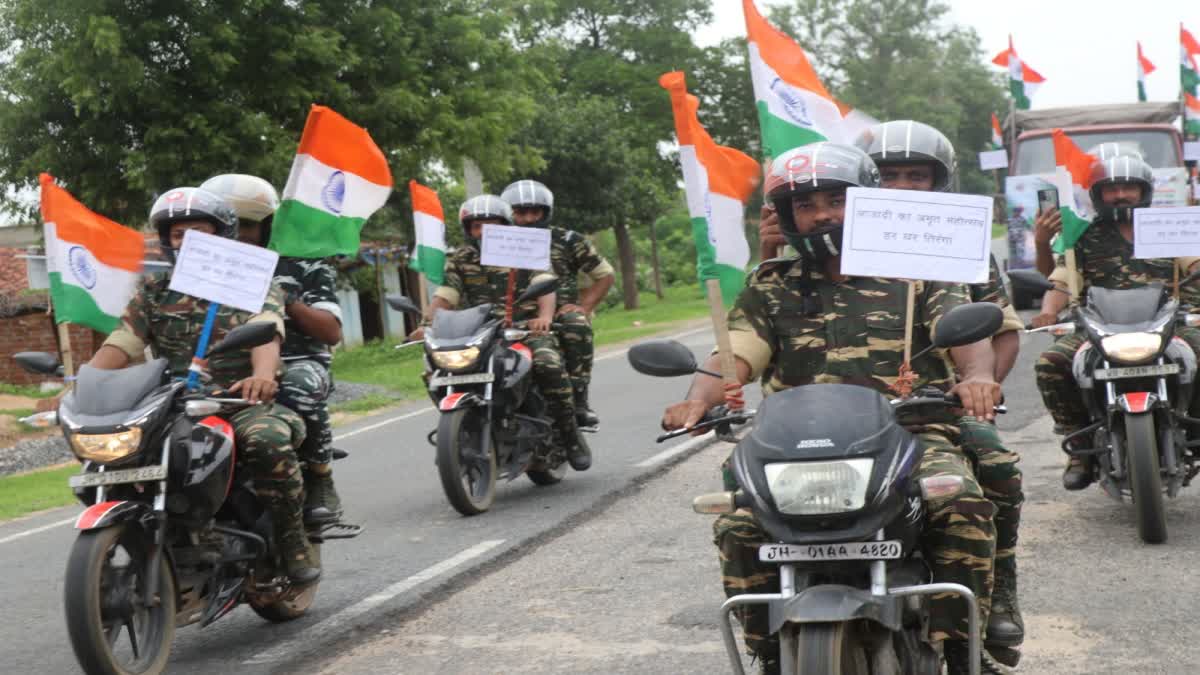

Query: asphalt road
0;324;741;675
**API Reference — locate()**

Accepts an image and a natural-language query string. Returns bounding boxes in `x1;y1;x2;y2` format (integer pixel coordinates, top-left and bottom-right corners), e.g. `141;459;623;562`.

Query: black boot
946;639;1013;675
303;469;343;525
566;430;592;471
1062;455;1094;490
986;562;1025;648
574;389;599;427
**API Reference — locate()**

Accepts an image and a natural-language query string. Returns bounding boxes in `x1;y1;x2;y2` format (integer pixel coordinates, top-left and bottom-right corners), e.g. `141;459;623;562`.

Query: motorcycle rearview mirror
1007;269;1058;295
514;277;559;304
933;302;1004;349
13;351;62;376
207;322;278;357
628;340;700;377
385;294;421;315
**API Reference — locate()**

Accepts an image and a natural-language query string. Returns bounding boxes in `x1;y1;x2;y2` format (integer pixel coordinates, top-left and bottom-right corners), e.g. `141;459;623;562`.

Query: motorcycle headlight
69;428;142;464
1100;332;1162;364
764;458;874;516
431;347;480;371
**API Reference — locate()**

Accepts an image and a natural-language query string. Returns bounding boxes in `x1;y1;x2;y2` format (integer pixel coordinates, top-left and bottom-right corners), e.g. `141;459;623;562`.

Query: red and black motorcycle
16;322;359;675
388;279;584;516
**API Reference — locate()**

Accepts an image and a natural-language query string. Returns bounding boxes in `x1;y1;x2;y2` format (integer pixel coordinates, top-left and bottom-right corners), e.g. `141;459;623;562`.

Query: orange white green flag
1185;92;1200;136
992;35;1045;110
742;0;846;157
990;113;1004;149
1183;24;1200;95
1049;129;1098;255
271;105;394;258
659;71;760;305
1137;41;1156;102
40;173;144;333
408;180;446;285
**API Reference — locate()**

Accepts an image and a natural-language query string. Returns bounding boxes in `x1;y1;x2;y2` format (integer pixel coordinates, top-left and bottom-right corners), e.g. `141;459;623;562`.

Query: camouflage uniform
434;246;578;447
102;274;311;564
714;258;996;661
273;257;341;465
1036;224;1200;433
963;253;1024;589
549;227;615;405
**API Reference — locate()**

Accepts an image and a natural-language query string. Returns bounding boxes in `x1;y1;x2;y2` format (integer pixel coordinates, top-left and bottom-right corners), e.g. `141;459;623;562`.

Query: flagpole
705;279;738;385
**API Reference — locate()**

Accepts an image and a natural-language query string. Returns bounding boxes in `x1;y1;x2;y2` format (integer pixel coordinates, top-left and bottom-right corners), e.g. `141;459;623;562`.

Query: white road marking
594;326;710;363
634;432;717;468
244;539;507;664
333;406;434;441
0;517;74;545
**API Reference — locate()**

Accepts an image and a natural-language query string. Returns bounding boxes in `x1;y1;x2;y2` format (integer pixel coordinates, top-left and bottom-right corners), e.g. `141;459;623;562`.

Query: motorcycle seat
1086;284;1167;325
67;358;170;416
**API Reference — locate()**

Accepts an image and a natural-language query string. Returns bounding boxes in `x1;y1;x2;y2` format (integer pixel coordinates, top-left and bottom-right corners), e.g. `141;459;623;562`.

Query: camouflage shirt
103;273;287;387
549;227;614;306
971;254;1024;334
434;246;554;322
727;258;971;397
275;257;341;367
1050;222;1200;306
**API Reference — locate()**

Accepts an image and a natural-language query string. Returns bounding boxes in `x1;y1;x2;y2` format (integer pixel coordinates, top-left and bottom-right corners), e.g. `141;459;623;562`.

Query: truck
1003;101;1193;309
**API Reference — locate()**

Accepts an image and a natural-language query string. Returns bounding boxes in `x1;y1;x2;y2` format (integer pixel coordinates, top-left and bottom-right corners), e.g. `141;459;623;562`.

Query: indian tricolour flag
1136;41;1156;102
1183;24;1200;96
271;105;393;258
660;71;760;305
1185;92;1200;136
743;0;846;157
990;112;1004;149
992;35;1045;110
40;174;144;333
408;180;446;285
1049;129;1098;255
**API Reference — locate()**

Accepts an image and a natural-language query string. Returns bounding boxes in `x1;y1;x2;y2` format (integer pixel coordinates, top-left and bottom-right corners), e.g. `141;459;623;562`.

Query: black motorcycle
1013;269;1200;543
387;279;587;516
628;303;1004;675
15;322;360;675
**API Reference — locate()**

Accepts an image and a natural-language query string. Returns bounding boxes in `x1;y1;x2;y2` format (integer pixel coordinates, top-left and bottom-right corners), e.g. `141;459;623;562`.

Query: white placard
1194;182;1200;200
841;187;993;284
1133;207;1200;259
168;229;279;313
1184;141;1200;162
479;224;551;271
978;149;1009;171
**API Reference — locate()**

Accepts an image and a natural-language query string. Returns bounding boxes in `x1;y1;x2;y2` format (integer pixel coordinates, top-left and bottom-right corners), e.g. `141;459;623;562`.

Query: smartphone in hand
1037;188;1059;216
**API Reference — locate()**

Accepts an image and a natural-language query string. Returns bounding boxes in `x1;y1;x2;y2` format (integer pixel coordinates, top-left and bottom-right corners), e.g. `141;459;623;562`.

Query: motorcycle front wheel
1125;412;1167;544
64;523;177;675
437;408;497;515
793;622;869;675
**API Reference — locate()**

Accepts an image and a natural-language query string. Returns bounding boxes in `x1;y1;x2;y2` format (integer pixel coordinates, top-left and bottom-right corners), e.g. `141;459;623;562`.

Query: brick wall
0;312;104;385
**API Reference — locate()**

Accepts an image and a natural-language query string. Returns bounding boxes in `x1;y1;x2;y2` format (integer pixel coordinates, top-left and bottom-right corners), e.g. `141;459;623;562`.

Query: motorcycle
628;302;1005;675
386;278;588;516
1012;268;1200;543
15;322;360;675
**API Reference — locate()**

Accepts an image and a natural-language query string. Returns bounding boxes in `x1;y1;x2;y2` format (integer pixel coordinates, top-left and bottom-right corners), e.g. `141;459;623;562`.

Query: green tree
0;0;540;228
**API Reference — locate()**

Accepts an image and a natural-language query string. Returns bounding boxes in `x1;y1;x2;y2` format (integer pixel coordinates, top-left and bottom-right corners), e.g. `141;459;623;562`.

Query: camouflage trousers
276;358;333;465
527;333;578;447
554;310;594;404
1036;329;1200;434
958;417;1022;580
228;403;308;558
713;431;995;661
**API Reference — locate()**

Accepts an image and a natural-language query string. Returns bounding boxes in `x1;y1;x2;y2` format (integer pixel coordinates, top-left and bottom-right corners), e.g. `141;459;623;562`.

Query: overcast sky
702;0;1198;108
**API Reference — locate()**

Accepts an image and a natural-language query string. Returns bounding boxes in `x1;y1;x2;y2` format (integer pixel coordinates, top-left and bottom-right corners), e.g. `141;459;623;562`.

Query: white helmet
199;174;280;224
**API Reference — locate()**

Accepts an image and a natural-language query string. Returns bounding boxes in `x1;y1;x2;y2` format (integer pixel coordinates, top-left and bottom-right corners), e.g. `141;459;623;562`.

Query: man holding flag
1032;145;1200;489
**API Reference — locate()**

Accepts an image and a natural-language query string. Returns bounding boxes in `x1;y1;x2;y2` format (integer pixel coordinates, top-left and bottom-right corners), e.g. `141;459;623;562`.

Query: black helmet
853;120;955;191
765;142;880;262
149;187;238;263
500;179;553;227
458;194;513;246
1087;153;1153;223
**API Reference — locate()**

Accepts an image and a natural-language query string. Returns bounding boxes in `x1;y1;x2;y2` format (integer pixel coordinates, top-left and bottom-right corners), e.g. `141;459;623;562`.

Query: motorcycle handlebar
657;405;755;443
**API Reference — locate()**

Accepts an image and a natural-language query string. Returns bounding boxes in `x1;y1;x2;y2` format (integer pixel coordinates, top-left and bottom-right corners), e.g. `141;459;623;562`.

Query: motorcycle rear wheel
64;523;176;675
437;408;497;516
1126;412;1167;544
793;622;869;675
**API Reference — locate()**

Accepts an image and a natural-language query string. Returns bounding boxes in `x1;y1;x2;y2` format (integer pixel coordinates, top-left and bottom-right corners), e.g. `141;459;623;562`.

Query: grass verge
992;222;1006;240
0;464;78;521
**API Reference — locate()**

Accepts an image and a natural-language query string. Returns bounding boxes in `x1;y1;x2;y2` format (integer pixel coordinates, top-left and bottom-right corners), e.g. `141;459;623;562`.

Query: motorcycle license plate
1094;363;1179;381
69;465;167;489
429;373;495;387
758;541;903;563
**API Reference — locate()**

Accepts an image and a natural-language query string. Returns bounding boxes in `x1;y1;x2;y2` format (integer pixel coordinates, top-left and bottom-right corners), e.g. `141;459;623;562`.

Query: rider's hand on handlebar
1029;312;1058;329
950;378;1002;421
229;375;278;404
1033;209;1062;246
662;400;710;435
528;317;552;335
